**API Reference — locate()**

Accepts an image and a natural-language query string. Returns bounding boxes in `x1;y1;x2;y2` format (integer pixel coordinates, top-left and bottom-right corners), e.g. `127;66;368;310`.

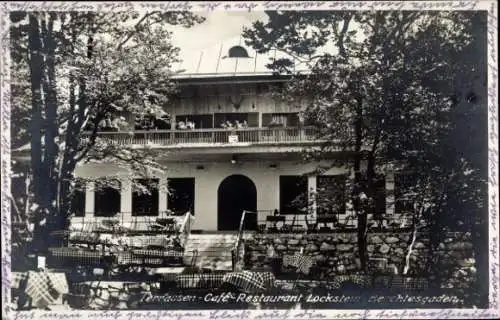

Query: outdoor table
154;267;185;282
176;273;226;289
282;252;313;275
131;249;184;259
283;213;308;232
13;271;69;309
156;217;176;225
316;214;337;229
266;215;285;230
69;231;100;246
150;218;178;232
93;219;120;233
222;271;267;294
48;247;115;268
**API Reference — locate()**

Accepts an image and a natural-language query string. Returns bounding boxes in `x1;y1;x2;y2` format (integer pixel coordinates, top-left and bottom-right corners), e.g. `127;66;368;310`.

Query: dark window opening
394;174;414;214
214;113;258;128
71;180;86;217
135;113;170;131
132;178;159;216
316;175;346;216
374;176;386;215
279;175;308;215
94;180;121;217
262;113;300;128
175;114;214;129
168;178;195;216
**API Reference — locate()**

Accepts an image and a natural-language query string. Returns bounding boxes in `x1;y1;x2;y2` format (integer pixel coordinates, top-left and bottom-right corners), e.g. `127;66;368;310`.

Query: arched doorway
217;174;257;231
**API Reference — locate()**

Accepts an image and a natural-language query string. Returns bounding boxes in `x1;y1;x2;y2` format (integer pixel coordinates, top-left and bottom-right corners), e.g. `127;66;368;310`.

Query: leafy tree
10;11;205;253
243;10;487;291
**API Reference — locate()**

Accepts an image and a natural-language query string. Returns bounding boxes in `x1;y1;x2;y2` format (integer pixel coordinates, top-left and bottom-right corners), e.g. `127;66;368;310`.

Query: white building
68;37;399;232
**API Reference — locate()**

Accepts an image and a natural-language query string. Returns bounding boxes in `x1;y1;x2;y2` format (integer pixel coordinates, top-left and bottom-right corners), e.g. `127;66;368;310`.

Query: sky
169;11;269;54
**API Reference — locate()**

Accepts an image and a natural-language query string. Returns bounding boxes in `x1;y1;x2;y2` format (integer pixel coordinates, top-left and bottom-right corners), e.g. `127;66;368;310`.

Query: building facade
64;39;401;232
7;38;404;232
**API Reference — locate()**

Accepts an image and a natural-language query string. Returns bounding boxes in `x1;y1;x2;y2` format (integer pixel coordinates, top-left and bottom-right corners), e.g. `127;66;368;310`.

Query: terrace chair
266;215;285;232
316;214;337;232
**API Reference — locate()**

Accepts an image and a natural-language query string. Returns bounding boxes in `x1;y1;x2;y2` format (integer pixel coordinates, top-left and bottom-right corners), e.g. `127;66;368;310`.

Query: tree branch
116;12;157;50
338;13;353;61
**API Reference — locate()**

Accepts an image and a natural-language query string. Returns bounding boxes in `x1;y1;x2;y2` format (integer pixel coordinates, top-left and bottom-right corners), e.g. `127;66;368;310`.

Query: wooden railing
178;211;194;249
82;127;320;147
231;210;249;271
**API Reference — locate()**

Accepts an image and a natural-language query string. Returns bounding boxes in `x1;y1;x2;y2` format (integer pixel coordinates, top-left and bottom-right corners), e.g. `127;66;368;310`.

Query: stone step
182;232;253;271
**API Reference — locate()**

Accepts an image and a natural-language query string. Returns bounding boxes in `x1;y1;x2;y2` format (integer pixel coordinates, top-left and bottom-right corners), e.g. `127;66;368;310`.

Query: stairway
183;232;253;271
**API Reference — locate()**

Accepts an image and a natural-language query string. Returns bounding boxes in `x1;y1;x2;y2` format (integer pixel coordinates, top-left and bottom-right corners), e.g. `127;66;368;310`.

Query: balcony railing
82;127;320;147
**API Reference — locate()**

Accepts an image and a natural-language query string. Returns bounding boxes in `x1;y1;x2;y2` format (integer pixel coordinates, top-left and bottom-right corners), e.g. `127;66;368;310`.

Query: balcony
82;127;322;149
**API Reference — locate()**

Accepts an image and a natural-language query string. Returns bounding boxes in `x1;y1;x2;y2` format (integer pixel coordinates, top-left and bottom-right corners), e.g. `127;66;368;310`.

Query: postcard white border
1;1;498;319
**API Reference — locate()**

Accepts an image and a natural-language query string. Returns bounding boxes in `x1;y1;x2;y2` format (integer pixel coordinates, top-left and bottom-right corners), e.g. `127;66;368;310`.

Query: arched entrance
217;174;257;231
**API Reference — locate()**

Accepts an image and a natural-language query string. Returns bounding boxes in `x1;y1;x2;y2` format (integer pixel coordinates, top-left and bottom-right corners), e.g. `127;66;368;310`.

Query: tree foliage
244;10;487;291
10;11;205;252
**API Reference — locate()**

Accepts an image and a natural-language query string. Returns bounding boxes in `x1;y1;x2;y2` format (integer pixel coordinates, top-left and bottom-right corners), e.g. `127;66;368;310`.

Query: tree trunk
41;13;61;234
352;98;367;272
59;13;80;223
27;13;46;253
402;207;421;275
59;14;96;224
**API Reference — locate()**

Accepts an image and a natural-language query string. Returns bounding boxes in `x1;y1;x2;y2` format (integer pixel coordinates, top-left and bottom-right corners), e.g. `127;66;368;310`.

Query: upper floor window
262;113;300;128
135;112;170;131
176;114;213;130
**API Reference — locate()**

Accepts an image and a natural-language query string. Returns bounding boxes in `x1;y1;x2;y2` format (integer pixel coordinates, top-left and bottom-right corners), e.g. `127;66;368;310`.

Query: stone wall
245;231;475;282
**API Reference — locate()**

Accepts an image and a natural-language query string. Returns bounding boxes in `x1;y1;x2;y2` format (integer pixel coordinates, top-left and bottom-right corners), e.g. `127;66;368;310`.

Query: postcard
1;1;498;319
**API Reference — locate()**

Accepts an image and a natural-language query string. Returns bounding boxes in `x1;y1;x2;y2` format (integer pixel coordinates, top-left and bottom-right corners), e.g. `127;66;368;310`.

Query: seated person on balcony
99;113;119;132
186;121;195;130
177;121;187;130
235;120;243;129
267;119;281;128
242;120;248;128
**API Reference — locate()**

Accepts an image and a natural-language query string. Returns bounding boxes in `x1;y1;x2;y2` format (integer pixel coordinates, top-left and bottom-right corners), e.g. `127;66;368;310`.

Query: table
12;271;69;309
266;215;285;230
316;214;337;230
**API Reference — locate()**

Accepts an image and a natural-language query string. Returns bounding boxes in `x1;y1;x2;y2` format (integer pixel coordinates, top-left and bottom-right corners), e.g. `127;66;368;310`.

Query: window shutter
247;113;259;127
287;113;299;127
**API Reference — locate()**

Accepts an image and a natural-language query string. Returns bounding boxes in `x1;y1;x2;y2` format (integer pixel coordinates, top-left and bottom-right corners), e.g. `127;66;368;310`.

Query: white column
307;175;317;226
170;112;176;130
86;181;95;218
159;177;168;214
121;179;132;223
